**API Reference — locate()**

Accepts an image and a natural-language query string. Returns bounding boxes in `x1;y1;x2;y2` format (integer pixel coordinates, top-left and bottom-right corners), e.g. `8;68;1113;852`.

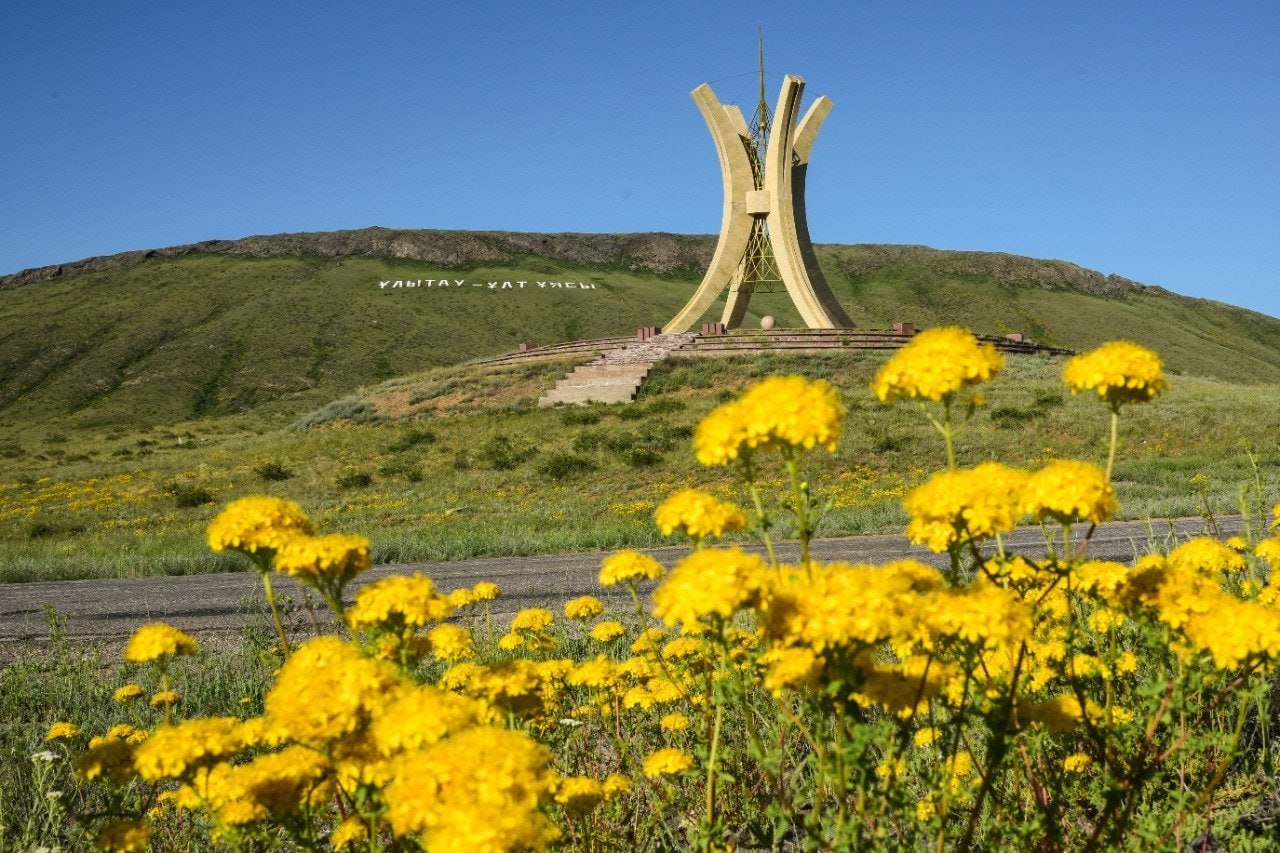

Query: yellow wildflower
383;726;557;851
96;818;151;852
426;623;473;661
643;747;694;778
1020;459;1116;525
510;608;555;633
589;621;626;643
206;496;314;558
1062;340;1166;407
1062;752;1092;772
1168;537;1247;574
693;375;844;465
553;776;606;814
124;622;198;663
45;721;81;741
348;573;453;632
654;488;747;540
872;326;1003;403
564;596;605;620
113;683;144;703
472;581;502;601
75;738;136;783
149;691;180;708
903;463;1027;552
598;550;665;586
272;533;371;586
652;547;768;628
914;727;941;747
331;816;369;850
660;712;690;732
264;636;400;747
133;717;243;781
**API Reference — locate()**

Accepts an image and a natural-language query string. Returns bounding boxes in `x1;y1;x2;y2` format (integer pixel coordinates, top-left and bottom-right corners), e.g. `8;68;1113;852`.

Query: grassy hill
1;349;1278;583
2;228;1280;436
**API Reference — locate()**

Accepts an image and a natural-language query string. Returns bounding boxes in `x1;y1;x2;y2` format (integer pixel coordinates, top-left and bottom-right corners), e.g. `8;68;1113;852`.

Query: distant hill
2;227;1279;431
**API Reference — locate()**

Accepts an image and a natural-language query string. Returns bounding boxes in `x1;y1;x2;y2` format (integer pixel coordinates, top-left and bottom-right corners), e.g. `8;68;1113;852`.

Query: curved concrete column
664;85;756;333
765;76;853;329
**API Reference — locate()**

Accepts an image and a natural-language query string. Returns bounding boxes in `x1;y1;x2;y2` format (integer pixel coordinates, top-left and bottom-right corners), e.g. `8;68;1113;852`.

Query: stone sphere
760;315;776;331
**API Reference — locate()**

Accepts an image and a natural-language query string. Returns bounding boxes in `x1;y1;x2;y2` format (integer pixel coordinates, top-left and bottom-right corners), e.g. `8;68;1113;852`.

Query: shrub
253;461;293;482
167;483;215;508
335;471;374;489
537;452;596;480
387;428;437;453
559;407;603;426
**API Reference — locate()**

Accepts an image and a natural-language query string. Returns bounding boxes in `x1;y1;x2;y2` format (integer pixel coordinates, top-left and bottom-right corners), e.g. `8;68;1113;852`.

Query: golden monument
666;37;854;332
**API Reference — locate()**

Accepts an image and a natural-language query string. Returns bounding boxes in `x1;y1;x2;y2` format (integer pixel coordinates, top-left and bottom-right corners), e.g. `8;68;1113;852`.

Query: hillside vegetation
2;228;1280;435
2;351;1277;583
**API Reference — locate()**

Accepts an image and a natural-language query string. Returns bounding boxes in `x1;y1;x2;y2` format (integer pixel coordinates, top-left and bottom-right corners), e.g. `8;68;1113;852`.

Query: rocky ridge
2;227;1166;301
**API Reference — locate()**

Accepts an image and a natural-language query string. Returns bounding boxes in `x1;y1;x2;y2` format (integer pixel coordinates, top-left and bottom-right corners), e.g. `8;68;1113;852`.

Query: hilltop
2;228;1279;433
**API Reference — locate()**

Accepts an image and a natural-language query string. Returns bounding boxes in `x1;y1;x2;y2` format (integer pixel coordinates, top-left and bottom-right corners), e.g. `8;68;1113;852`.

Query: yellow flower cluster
643;747;693;778
1019;460;1117;525
206;496;314;558
652;547;768;629
1062;340;1166;407
694;375;844;465
123;622;199;663
872;327;1004;403
653;488;746;540
347;574;454;632
598;550;665;586
272;532;371;585
903;463;1028;551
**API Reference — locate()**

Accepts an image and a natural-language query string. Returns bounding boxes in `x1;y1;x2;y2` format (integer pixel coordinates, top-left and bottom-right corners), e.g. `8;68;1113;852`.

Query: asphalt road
0;516;1242;644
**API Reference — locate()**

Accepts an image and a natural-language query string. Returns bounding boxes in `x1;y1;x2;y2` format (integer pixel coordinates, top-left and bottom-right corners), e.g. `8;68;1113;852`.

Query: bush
335;471;374;489
167;483;215;508
478;436;536;471
537;452;596;480
559;407;603;426
387;428;437;453
253;461;293;482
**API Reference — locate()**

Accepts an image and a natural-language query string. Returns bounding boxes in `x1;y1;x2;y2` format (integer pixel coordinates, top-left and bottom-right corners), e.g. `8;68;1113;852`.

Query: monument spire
664;42;854;332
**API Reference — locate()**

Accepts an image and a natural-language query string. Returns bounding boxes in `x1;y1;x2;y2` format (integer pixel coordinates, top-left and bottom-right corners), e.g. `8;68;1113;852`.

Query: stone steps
539;333;697;406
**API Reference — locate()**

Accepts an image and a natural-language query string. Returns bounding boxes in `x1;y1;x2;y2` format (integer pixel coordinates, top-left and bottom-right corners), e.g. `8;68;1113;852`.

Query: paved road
0;516;1242;643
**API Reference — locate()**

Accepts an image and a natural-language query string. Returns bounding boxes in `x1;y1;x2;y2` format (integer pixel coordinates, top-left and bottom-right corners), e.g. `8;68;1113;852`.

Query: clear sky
2;1;1276;317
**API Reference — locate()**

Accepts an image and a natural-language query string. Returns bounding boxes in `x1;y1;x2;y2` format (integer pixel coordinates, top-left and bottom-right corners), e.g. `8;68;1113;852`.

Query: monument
665;39;855;332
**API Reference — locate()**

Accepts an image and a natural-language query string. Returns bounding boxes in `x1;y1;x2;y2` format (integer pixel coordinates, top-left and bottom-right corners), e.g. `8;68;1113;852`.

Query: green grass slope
1;351;1277;583
2;229;1279;436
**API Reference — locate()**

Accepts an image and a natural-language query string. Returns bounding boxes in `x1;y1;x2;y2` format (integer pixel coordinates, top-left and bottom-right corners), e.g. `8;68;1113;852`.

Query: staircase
538;333;697;406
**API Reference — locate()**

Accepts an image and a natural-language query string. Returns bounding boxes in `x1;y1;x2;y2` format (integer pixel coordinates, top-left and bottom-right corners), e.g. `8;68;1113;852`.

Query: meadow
1;350;1277;584
8;332;1280;851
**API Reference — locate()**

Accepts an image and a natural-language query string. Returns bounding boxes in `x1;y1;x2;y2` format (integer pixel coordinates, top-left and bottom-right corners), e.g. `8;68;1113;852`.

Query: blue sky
2;1;1276;318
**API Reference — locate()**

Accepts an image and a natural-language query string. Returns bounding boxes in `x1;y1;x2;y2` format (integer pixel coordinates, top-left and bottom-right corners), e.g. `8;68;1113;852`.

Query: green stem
784;451;812;570
261;572;292;658
1105;407;1119;483
744;457;778;567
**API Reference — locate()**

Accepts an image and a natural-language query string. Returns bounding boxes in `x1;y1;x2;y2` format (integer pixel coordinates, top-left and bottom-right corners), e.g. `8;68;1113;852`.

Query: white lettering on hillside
378;277;601;292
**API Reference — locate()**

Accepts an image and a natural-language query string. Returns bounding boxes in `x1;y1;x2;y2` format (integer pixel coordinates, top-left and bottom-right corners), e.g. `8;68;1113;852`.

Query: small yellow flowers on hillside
112;684;144;703
654;488;746;541
1020;460;1117;525
124;622;198;663
1063;340;1166;407
873;326;1004;403
694;375;844;465
206;495;314;558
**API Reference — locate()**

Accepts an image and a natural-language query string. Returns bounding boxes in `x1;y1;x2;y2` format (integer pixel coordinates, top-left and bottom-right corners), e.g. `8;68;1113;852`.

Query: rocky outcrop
0;227;1169;301
0;228;718;289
